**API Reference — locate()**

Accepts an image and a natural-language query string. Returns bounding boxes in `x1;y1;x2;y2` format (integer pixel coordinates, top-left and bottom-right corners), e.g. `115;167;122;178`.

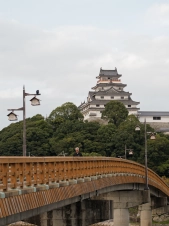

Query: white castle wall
139;116;169;123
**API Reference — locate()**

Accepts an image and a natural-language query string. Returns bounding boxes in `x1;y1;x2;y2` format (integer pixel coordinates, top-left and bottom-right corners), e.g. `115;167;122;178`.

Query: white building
79;68;140;120
138;111;169;132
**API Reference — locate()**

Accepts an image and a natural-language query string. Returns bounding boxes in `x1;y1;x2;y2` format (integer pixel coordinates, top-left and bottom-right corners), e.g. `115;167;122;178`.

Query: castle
79;68;169;133
79;68;139;120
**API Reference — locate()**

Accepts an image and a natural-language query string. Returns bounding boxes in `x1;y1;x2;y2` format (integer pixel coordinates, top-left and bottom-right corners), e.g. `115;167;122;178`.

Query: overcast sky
0;0;169;130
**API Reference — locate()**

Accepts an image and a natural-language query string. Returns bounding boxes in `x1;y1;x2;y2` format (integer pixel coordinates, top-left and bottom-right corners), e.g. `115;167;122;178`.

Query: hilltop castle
79;68;140;120
79;67;169;133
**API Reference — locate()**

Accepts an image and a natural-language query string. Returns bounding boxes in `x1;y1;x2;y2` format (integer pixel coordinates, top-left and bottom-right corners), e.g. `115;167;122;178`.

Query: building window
119;88;121;90
153;117;161;120
121;97;124;99
96;104;100;107
128;105;131;107
101;96;104;99
111;96;114;99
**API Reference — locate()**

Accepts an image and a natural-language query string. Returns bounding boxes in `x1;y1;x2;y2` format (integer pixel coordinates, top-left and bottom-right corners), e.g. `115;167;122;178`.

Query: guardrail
0;157;168;195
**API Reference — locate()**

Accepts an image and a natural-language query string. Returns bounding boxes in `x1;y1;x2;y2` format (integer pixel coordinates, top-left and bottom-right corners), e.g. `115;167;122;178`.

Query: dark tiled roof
97;74;121;78
88;99;140;105
91;83;126;89
138;111;169;116
97;68;121;78
100;69;118;75
89;107;140;111
95;90;131;96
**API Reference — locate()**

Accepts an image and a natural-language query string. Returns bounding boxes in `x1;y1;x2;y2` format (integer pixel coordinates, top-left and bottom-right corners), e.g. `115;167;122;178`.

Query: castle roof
91;82;126;90
94;90;132;96
97;68;121;79
88;96;140;105
89;106;140;111
138;111;169;116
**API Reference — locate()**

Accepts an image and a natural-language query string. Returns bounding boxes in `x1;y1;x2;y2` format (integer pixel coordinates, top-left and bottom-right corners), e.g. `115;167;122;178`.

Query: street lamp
135;118;156;190
124;144;133;159
118;145;133;159
7;86;41;156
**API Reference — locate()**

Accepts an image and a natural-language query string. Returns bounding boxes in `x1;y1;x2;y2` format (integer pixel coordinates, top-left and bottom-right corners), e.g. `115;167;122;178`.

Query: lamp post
124;144;133;159
7;86;41;156
135;118;156;190
118;145;133;159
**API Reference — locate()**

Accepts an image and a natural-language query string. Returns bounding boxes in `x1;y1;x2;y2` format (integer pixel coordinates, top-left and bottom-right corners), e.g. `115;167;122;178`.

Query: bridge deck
0;157;168;225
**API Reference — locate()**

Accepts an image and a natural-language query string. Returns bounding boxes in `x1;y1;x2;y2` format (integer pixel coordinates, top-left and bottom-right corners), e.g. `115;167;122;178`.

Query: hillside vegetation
1;101;169;177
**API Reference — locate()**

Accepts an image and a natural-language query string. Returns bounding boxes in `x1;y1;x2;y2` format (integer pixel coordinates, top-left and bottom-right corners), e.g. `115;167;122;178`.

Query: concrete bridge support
139;203;152;226
40;212;48;226
52;208;65;226
92;190;150;226
113;208;129;226
25;199;109;226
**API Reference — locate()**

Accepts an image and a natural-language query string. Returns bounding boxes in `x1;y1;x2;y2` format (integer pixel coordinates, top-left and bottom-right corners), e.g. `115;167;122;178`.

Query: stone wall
148;122;169;131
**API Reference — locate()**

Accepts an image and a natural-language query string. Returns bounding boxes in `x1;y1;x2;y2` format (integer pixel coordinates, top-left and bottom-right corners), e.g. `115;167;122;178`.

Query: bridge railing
0;157;168;194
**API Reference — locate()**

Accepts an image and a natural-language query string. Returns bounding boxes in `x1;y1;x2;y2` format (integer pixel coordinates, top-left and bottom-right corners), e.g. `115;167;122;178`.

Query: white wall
95;96;129;100
139;115;169;123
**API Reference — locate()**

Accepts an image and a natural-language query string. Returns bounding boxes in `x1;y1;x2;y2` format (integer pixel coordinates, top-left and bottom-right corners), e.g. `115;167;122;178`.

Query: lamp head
135;125;141;131
150;133;156;140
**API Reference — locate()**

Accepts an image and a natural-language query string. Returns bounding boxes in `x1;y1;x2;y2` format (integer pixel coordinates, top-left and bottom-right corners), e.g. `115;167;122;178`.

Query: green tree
0;114;53;156
101;100;128;127
97;123;117;156
48;102;83;128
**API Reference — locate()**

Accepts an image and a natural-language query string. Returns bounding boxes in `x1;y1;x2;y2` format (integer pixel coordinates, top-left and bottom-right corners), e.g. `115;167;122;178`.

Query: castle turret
79;68;140;120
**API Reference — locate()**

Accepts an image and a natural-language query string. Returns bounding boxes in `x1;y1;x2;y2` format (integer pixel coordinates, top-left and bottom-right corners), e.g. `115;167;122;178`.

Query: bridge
0;157;169;226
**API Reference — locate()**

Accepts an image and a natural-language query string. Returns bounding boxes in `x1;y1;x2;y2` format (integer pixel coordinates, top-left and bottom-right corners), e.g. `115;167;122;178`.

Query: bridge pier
52;208;65;226
139;202;152;226
25;199;109;226
40;212;47;226
91;190;150;226
113;208;129;226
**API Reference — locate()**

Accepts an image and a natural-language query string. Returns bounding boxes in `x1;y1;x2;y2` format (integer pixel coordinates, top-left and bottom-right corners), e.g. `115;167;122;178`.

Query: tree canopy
0;102;169;177
101;100;128;126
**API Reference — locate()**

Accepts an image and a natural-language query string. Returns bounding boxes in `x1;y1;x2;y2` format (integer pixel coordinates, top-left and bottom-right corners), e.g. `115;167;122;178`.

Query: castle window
128;105;131;107
111;96;114;99
153;117;161;120
96;104;100;107
121;97;124;99
101;96;104;99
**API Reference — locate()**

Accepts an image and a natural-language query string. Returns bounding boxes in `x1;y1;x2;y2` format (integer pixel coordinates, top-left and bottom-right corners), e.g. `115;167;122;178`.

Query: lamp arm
7;107;24;111
25;93;41;96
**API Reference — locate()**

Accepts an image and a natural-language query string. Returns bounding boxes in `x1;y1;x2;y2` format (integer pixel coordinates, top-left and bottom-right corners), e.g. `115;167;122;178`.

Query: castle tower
79;68;140;120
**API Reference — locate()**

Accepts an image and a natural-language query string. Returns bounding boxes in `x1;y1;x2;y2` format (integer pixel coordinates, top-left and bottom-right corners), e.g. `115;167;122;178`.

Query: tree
48;102;83;128
0;114;53;156
101;101;128;127
97;123;117;156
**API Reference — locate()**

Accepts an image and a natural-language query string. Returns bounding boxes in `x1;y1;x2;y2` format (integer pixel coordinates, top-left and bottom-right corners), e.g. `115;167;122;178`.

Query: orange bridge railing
0;157;168;195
